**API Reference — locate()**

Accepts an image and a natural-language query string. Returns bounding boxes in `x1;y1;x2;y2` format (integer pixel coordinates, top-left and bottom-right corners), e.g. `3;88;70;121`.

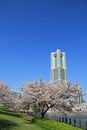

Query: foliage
24;105;30;110
0;81;15;109
20;79;80;118
32;103;40;113
0;105;8;111
0;81;23;112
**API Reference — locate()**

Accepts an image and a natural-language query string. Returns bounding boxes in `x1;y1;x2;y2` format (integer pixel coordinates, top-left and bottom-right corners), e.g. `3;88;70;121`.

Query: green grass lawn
0;110;44;130
0;110;83;130
32;117;83;130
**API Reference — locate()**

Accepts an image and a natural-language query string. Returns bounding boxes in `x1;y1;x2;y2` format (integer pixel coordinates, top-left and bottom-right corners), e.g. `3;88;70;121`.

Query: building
50;49;83;103
50;49;67;84
74;86;83;104
73;103;87;112
11;90;21;100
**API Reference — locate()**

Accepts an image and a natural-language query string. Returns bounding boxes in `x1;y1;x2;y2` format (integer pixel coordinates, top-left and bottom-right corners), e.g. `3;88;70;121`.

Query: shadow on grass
0;118;19;130
0;110;22;118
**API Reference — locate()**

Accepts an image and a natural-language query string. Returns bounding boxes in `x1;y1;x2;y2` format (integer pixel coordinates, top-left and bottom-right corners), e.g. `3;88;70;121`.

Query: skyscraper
50;49;67;84
50;49;83;103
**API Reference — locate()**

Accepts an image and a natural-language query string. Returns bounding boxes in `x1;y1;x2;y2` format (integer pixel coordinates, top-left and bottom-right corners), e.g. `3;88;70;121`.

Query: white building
50;49;83;104
50;49;67;84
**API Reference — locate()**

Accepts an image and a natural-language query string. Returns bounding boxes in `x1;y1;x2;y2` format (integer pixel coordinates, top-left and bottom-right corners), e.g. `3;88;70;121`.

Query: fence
29;111;87;130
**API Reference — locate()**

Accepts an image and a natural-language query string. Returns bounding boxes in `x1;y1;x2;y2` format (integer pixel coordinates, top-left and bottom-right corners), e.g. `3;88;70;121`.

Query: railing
28;110;87;130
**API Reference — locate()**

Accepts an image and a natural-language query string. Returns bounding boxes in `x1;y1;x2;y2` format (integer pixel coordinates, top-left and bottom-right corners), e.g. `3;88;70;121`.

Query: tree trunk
41;108;49;118
41;105;53;118
41;112;45;118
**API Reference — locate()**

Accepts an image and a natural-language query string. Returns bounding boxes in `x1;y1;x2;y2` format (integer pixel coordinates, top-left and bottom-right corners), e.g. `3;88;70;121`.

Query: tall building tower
50;49;67;84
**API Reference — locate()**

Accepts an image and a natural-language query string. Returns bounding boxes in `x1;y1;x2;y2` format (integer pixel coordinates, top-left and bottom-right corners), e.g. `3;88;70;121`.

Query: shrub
0;105;8;111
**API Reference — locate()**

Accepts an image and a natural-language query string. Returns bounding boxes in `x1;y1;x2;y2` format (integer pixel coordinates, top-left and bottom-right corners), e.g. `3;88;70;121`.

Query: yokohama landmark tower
50;49;67;84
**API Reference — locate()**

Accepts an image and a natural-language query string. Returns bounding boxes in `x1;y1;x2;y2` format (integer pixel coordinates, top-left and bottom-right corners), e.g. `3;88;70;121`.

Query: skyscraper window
54;54;57;67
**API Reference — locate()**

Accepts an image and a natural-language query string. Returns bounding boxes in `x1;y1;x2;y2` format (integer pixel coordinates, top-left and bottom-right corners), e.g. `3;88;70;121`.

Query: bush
32;104;40;113
0;105;8;111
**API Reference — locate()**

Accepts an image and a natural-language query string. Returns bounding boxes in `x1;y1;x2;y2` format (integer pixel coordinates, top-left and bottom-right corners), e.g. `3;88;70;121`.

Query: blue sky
0;0;87;100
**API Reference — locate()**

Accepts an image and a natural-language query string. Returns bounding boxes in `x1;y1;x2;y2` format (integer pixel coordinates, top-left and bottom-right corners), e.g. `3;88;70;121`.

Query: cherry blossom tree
21;79;80;118
0;81;15;110
0;81;28;112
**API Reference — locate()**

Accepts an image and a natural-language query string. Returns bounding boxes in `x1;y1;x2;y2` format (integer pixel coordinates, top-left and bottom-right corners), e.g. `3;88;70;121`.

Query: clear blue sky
0;0;87;100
